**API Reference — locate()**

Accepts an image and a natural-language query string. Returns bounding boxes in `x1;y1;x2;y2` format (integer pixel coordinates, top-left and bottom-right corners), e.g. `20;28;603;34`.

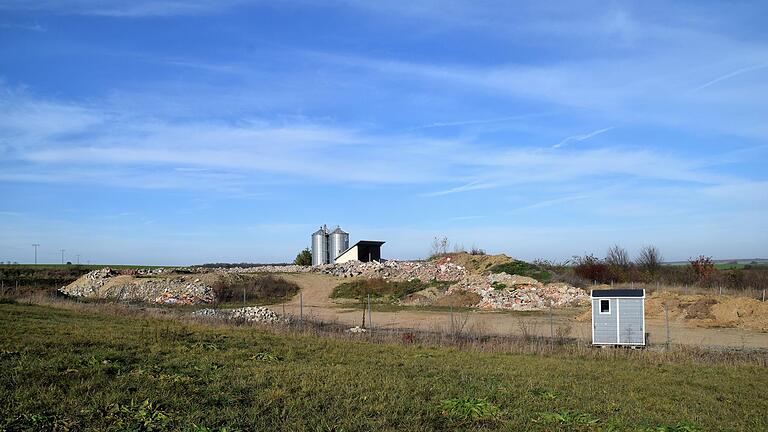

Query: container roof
590;289;645;298
330;227;348;234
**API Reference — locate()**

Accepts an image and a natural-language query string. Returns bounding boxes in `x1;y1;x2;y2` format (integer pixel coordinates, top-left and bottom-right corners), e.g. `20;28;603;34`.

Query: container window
599;299;610;314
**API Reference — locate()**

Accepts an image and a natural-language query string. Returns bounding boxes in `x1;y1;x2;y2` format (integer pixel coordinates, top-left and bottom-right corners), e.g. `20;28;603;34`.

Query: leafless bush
555;323;573;343
429;235;450;258
606;244;631;268
469;246;486;255
636;245;663;275
517;318;539;341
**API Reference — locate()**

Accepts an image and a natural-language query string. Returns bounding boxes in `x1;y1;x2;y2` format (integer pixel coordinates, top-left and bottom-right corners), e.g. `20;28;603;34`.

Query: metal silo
311;225;329;266
328;226;349;263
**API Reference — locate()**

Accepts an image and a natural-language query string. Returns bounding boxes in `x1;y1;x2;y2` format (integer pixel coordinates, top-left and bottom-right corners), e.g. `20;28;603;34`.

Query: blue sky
1;0;767;265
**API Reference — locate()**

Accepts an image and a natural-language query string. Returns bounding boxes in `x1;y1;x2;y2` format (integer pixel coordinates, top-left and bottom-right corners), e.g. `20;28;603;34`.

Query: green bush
488;261;552;282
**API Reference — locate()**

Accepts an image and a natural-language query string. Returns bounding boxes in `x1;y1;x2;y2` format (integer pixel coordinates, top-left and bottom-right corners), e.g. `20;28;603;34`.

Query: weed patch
439;397;500;424
488;261;552;282
331;278;452;301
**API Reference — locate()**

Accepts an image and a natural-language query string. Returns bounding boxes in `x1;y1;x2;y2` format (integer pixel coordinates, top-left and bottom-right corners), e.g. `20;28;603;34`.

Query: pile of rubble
192;307;282;324
444;273;588;311
59;268;215;305
210;265;312;274
314;260;468;281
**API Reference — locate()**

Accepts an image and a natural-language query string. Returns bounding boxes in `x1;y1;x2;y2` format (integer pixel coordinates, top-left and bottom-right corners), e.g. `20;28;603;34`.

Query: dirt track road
272;273;768;349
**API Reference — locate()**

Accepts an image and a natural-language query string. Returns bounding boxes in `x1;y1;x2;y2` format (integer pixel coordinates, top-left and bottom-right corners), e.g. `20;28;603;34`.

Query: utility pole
59;249;65;265
32;244;40;264
76;254;81;265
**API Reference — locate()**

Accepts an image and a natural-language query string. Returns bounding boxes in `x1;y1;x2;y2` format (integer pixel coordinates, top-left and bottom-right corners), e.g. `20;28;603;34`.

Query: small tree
636;245;663;275
690;255;715;284
294;248;312;266
605;244;631;268
605;244;631;283
429;235;450;259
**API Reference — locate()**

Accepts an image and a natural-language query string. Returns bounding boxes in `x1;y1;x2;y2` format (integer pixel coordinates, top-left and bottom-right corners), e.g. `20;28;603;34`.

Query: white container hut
590;289;645;346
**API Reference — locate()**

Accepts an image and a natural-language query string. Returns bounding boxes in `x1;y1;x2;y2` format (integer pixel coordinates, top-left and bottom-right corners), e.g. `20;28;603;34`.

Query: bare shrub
212;275;299;303
429;235;450;259
572;254;610;284
517;318;539;341
636;245;663;275
606;244;631;268
555;323;573;343
469;246;486;255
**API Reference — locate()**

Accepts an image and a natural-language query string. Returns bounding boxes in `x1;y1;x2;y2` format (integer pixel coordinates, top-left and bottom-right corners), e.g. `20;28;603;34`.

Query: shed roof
335;240;385;260
590;289;645;298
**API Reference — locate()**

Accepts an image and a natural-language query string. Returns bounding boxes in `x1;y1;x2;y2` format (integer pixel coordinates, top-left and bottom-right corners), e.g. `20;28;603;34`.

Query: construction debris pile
192;306;282;324
314;260;468;281
59;268;215;305
310;259;588;311
447;274;588;311
206;265;312;274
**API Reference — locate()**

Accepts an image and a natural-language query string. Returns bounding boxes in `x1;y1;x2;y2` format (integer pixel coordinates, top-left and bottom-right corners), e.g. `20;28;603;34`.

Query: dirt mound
433;290;482;308
433;253;513;274
636;291;768;332
710;297;768;332
400;287;444;306
685;298;717;319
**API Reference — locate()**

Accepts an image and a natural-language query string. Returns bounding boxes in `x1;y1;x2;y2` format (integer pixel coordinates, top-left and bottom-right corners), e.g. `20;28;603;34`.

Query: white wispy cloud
0;22;45;31
421;180;499;197
406;112;553;131
0;0;249;17
1;85;751;197
691;64;768;92
553;127;614;148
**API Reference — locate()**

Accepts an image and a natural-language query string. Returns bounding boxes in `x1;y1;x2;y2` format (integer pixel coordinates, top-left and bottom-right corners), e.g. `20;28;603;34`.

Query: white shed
590;289;645;346
334;240;385;264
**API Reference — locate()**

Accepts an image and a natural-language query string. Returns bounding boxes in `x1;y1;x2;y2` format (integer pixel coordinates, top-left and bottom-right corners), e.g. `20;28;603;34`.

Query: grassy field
1;302;766;431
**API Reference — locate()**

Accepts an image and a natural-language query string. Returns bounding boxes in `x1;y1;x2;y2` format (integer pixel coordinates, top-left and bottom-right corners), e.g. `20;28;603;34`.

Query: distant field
0;264;173;270
1;303;766;431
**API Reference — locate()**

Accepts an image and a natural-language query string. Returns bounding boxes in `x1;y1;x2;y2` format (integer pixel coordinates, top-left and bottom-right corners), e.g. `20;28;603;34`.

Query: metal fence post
664;303;670;350
300;292;303;323
367;293;372;331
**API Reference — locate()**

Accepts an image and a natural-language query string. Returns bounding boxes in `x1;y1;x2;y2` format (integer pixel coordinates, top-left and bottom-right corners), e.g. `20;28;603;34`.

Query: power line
32;244;40;265
59;249;66;265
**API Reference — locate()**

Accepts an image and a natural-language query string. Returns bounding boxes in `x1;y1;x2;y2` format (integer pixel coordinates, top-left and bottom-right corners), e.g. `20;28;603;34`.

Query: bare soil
273;273;768;349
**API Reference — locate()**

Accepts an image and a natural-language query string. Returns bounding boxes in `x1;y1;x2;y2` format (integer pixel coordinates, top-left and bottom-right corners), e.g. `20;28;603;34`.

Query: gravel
192;306;282;323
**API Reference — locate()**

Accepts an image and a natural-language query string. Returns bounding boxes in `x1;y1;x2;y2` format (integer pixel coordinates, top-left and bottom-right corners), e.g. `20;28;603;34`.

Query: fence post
549;305;554;339
664;303;670;350
300;292;303;323
243;287;246;304
367;293;372;331
763;289;766;302
450;305;455;340
719;286;722;297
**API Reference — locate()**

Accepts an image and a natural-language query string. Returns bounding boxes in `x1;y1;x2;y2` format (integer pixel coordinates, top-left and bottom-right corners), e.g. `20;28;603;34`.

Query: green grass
1;303;767;431
488;261;552;283
331;278;453;301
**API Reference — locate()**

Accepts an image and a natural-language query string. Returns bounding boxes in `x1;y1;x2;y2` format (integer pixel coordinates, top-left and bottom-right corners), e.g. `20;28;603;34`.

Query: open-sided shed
334;240;385;264
591;289;645;346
